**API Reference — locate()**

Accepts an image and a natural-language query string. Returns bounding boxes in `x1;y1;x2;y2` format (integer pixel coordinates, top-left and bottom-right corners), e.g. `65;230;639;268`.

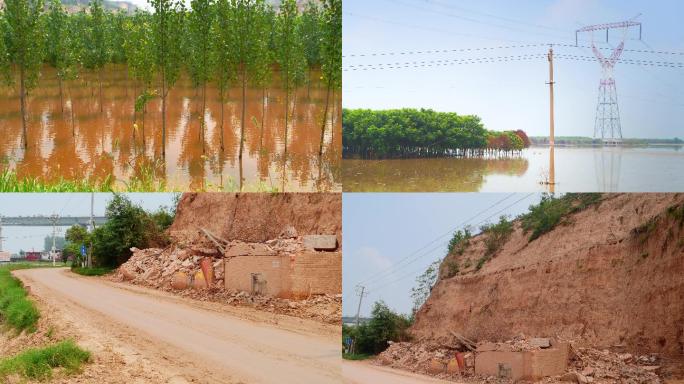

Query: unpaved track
343;361;456;383
15;268;341;384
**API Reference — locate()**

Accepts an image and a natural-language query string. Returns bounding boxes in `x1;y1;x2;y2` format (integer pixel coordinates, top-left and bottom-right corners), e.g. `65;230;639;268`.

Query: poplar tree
300;0;321;98
46;0;73;113
2;0;45;149
186;0;214;153
125;11;155;149
275;0;306;154
227;0;270;159
86;0;108;113
211;0;235;151
318;0;341;156
149;0;185;159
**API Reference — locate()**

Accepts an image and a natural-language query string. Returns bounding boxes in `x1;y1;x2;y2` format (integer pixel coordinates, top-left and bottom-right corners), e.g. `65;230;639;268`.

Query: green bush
447;227;471;255
480;216;514;256
521;193;602;241
71;267;113;276
0;340;90;380
342;301;412;356
445;260;460;277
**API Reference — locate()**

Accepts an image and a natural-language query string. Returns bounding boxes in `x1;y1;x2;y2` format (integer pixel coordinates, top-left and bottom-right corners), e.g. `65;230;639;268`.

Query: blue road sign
81;244;86;256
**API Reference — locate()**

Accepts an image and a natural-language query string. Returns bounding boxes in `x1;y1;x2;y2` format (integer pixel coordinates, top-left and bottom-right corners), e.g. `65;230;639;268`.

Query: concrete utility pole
547;46;556;192
354;285;367;326
88;192;95;268
0;215;4;252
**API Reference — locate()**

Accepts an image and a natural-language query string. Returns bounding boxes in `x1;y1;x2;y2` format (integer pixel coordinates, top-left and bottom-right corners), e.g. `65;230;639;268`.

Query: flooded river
343;146;684;192
0;65;341;191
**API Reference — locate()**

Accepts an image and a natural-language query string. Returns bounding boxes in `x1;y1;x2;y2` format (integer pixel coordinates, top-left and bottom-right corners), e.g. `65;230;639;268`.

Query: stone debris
111;234;340;324
302;235;338;251
374;338;666;384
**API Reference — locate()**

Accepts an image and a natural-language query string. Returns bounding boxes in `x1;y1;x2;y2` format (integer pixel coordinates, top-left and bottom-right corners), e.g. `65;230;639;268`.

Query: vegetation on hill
343;108;531;158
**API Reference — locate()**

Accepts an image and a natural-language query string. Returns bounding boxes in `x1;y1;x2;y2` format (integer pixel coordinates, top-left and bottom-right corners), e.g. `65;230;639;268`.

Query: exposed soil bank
412;193;684;360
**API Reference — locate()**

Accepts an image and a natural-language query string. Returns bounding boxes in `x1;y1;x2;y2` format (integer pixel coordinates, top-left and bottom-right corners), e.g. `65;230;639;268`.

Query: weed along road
343;361;457;383
13;268;341;384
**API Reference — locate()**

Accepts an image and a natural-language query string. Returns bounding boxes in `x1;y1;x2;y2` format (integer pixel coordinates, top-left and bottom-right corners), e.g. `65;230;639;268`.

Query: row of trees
0;0;341;158
342;300;413;356
342;108;531;159
64;194;176;267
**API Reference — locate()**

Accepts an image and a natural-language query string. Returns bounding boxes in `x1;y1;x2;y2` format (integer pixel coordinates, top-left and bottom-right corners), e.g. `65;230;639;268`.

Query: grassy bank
0;265;40;333
0;340;90;381
71;267;113;276
342;353;371;361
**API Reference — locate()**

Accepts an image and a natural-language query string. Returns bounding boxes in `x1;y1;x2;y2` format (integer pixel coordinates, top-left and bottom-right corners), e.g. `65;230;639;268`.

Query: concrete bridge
0;216;108;226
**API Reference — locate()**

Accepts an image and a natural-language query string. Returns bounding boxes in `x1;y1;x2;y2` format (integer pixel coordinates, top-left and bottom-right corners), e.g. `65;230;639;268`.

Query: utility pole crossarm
576;20;641;33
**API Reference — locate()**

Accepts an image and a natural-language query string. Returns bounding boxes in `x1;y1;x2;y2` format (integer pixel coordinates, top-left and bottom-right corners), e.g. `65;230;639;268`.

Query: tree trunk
58;76;64;113
260;87;266;149
69;86;75;138
284;89;289;156
202;81;206;154
20;66;27;150
99;68;103;113
162;72;166;159
319;81;331;156
239;69;246;160
220;91;225;152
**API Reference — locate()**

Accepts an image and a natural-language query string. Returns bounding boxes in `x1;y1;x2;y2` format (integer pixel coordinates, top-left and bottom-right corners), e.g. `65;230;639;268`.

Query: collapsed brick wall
224;252;342;298
411;193;684;358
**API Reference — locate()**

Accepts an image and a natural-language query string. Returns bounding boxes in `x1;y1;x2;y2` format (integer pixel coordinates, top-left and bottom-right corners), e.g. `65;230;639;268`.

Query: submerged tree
186;0;214;153
85;0;108;113
275;0;306;154
125;11;155;149
149;0;185;159
2;0;45;149
227;0;270;159
300;0;321;98
318;0;341;156
46;0;69;113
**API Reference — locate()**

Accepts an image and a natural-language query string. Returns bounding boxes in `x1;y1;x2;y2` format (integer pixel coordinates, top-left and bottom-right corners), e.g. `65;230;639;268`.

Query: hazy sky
343;0;684;139
342;193;543;317
0;193;176;253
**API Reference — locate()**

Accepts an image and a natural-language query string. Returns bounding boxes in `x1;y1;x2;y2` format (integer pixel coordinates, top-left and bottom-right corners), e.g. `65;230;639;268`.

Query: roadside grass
342;353;372;361
0;340;90;381
0;265;40;333
71;267;113;277
0;169;113;192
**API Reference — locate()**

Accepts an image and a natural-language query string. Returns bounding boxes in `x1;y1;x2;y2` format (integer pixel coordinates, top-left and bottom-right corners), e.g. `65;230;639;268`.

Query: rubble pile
375;340;475;380
553;347;663;384
111;232;341;324
374;337;667;384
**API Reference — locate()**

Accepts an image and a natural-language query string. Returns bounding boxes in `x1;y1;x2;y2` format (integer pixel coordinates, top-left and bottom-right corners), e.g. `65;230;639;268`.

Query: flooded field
343;146;684;192
0;65;341;191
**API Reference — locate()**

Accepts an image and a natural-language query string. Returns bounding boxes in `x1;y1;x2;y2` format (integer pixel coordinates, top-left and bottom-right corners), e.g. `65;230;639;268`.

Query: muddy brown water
0;65;341;191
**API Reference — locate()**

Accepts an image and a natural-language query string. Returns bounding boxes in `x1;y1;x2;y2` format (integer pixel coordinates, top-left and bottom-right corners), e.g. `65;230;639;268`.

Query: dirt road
14;268;341;384
343;360;456;383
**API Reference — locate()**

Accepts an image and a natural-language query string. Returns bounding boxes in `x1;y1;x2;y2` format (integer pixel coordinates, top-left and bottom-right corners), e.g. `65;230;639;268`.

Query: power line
363;193;538;291
355;193;517;286
366;193;537;294
344;54;547;71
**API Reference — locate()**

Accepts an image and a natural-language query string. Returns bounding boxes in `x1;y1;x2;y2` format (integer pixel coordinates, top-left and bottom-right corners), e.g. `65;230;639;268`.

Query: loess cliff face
411;193;684;358
169;193;342;244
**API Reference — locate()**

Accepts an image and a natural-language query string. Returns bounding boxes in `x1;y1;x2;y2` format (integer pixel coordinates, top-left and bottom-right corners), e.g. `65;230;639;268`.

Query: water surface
343;146;684;192
0;65;341;191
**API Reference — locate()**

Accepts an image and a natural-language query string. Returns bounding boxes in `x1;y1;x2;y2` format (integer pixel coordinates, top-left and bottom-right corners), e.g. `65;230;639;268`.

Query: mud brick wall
290;252;342;297
224;252;342;298
224;256;290;297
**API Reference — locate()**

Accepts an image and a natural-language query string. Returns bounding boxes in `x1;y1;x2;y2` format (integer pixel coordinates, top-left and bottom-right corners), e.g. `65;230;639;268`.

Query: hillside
411;193;684;358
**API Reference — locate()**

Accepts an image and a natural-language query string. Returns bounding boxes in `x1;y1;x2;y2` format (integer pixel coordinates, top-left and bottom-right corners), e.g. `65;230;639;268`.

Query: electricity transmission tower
576;19;642;145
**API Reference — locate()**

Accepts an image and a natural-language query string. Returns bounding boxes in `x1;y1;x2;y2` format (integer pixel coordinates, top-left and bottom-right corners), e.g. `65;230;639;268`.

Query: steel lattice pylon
576;19;642;145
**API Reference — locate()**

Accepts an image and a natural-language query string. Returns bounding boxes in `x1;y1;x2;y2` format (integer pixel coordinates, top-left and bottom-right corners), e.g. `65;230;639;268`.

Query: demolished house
115;193;342;321
376;194;684;383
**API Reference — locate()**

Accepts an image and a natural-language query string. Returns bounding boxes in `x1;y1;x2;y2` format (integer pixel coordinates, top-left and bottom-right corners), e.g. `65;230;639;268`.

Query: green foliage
0;266;40;332
342;301;412;355
410;259;440;314
445;260;459;278
0;340;90;381
90;194;171;267
520;193;602;241
83;0;109;70
480;215;513;256
275;0;306;94
0;168;113;192
447;227;471;255
320;0;341;90
2;0;45;88
343;108;532;158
